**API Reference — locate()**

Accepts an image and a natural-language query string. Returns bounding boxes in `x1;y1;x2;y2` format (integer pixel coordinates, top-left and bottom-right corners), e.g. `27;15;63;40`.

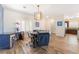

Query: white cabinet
10;34;15;48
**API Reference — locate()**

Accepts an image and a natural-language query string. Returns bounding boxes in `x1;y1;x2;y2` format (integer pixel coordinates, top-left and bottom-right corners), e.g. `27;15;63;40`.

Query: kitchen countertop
0;32;16;35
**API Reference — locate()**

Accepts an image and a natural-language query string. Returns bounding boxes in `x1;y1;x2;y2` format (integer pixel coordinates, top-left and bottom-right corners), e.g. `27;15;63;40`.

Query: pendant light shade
34;5;42;20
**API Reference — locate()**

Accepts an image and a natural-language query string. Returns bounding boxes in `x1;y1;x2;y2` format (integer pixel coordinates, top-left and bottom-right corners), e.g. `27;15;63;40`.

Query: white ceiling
2;4;79;18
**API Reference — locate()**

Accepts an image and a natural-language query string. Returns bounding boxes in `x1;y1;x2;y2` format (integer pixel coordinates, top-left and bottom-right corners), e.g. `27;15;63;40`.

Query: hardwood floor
0;33;79;54
49;34;79;54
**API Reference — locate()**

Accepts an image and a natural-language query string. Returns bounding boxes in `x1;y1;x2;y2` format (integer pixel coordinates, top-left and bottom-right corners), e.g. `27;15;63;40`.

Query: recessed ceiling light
23;6;26;8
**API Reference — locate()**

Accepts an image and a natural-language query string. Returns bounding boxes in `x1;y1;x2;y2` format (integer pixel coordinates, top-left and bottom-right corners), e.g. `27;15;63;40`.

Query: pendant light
34;5;42;20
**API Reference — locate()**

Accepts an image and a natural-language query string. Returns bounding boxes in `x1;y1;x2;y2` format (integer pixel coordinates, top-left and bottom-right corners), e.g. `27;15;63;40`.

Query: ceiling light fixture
23;6;26;8
34;5;42;20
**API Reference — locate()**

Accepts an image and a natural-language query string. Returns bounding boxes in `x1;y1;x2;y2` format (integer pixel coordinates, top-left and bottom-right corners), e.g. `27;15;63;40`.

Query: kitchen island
0;33;15;49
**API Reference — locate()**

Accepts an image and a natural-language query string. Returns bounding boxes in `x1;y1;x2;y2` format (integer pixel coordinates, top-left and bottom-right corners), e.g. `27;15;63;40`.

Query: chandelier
34;5;42;20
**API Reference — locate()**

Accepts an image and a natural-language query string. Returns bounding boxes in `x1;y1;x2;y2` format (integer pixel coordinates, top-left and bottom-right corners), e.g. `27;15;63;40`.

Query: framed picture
57;21;62;26
35;22;39;27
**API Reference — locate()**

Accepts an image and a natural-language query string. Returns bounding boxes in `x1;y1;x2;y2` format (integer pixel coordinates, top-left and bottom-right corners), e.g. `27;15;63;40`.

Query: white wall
47;19;55;34
3;8;33;33
33;20;45;30
0;5;3;34
31;18;56;34
69;21;79;28
25;17;34;32
3;7;57;34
